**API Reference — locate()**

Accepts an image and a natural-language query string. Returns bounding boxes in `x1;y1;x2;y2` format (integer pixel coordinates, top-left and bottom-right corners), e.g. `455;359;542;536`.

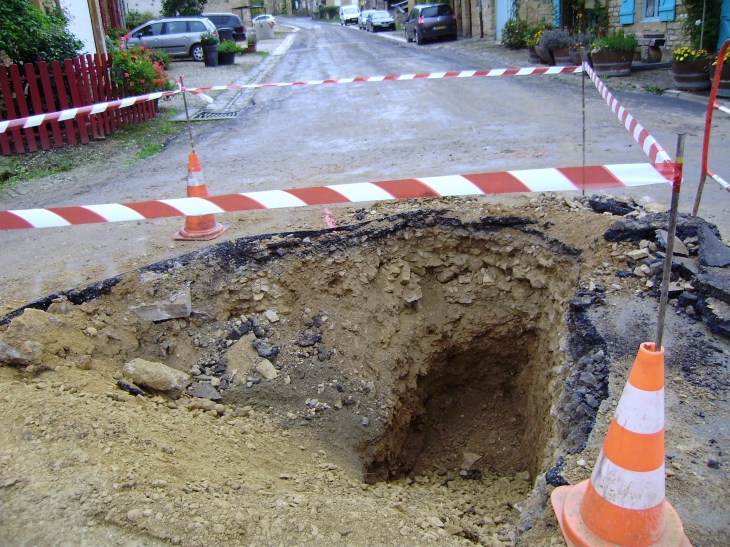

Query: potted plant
710;50;730;98
200;31;220;67
591;29;638;76
540;29;572;66
672;46;711;91
246;30;258;53
217;40;243;65
569;33;593;66
526;27;544;64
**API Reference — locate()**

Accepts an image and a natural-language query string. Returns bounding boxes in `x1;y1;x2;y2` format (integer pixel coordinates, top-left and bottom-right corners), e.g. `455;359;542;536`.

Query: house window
644;0;659;19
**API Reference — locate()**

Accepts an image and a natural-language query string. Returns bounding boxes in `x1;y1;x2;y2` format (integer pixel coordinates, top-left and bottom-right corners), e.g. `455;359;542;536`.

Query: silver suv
125;17;218;61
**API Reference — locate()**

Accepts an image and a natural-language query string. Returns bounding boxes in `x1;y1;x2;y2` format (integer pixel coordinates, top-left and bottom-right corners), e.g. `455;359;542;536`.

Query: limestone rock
129;287;191;322
255;359;278;380
655;230;689;257
0;340;44;366
224;333;260;372
122;358;191;398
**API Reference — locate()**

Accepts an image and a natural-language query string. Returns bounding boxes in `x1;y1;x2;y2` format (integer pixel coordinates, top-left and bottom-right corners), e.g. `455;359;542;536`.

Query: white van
339;5;360;25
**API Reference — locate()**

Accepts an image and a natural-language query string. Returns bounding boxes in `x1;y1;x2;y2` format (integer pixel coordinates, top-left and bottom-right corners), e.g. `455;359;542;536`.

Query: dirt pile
1;194;728;547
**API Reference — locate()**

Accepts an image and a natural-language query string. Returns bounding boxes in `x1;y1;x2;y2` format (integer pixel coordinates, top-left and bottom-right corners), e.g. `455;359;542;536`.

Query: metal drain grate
192;110;242;120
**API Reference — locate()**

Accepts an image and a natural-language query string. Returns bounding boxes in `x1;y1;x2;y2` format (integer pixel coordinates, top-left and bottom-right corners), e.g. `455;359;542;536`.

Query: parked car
404;3;457;44
252;14;276;25
339;5;360;25
366;11;395;32
202;12;246;41
358;9;377;29
125;17;218;61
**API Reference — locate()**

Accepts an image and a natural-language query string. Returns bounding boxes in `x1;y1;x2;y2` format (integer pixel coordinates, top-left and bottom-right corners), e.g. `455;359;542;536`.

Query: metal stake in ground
581;52;587;196
655;133;686;350
180;76;196;154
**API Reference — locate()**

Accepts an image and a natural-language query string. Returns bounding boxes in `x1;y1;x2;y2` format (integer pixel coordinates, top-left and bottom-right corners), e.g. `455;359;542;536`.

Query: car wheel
406;29;411;42
190;43;204;61
391;24;396;31
415;30;423;45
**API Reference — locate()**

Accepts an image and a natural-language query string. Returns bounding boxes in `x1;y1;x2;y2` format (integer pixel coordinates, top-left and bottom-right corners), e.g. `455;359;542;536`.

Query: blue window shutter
658;0;676;21
553;0;561;28
619;0;635;24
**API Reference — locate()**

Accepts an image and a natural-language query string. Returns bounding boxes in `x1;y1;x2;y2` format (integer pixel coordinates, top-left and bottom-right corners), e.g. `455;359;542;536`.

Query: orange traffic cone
551;342;692;547
173;153;227;241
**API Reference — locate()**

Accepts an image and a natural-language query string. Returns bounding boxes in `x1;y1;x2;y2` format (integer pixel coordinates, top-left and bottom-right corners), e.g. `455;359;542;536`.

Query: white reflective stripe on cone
614;383;664;434
591;450;665;510
187;172;205;186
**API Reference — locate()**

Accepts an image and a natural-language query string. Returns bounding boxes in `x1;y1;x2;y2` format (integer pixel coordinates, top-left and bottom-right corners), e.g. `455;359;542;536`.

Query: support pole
581;51;586;196
655;133;686;350
180;76;196;154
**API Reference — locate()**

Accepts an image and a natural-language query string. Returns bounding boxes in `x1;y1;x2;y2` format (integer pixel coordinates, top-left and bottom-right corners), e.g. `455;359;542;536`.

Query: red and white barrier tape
707;169;730;192
0;162;672;231
182;66;584;94
0;90;178;134
0;66;584;133
584;63;672;165
714;102;730;117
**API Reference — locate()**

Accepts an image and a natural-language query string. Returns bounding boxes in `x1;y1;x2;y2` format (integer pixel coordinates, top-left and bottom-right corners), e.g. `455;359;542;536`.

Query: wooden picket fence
0;53;158;156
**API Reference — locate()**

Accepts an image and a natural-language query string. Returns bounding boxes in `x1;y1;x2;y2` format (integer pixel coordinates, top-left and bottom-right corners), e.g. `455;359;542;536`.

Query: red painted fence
0;53;157;156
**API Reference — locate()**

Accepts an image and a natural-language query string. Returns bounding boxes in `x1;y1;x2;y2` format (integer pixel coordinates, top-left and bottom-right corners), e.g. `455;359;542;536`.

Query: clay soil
1;194;729;547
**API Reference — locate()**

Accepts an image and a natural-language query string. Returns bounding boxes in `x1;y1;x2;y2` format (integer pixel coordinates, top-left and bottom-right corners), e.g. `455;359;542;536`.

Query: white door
495;0;511;40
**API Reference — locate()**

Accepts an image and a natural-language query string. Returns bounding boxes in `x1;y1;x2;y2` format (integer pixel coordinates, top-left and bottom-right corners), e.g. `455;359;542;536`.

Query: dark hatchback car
203;12;246;41
404;3;457;44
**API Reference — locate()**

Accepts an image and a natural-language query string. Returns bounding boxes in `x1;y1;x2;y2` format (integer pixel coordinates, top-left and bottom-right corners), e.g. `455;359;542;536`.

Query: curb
663;89;712;105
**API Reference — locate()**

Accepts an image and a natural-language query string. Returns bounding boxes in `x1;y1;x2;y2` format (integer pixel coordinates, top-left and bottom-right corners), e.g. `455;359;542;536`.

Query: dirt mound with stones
1;194;728;547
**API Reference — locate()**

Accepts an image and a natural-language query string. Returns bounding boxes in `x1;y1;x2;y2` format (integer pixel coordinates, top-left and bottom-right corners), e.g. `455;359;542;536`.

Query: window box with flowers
110;46;175;104
709;50;730;98
672;47;710;91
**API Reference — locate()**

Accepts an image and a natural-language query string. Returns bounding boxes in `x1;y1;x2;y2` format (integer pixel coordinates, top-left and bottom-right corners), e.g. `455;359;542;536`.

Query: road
1;17;729;306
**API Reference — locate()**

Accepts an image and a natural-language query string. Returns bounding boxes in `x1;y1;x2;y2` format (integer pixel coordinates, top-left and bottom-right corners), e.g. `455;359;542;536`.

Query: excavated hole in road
2;209;597;492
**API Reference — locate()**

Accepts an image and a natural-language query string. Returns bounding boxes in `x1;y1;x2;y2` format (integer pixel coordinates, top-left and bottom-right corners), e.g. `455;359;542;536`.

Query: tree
161;0;208;16
0;0;83;64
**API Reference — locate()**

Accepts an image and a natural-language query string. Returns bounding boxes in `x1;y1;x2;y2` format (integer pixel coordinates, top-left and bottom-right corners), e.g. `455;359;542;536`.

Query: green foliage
319;5;339;19
585;0;608;36
681;0;721;52
539;29;571;50
570;32;594;49
594;29;638;52
0;0;83;64
200;31;219;45
501;19;530;49
124;10;157;30
161;0;208;16
110;46;175;94
218;40;244;54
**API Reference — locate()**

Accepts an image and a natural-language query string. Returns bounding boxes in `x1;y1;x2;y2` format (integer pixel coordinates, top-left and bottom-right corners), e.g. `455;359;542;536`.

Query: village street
1;17;729;305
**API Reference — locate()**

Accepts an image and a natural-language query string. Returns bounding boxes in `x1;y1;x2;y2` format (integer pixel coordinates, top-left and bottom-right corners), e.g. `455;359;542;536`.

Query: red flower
124;72;129;77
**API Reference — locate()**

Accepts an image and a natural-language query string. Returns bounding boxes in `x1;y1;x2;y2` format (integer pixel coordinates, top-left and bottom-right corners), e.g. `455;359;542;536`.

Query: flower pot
709;62;730;98
535;45;554;66
672;59;710;91
528;46;540;64
218;51;236;65
247;42;257;53
569;48;584;66
592;50;633;76
553;47;576;66
203;45;219;67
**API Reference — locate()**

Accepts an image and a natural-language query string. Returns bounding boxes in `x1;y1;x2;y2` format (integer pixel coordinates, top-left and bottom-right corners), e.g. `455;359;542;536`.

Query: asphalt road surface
2;17;729;304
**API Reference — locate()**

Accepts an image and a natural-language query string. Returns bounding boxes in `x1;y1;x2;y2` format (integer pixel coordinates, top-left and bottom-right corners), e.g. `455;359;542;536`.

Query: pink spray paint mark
324;207;337;230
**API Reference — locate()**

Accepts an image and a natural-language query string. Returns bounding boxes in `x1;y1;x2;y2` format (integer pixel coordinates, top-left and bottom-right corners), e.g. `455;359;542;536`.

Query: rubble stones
252;338;280;358
698;224;730;267
122;358;191;399
188;381;222;401
697;298;730;338
0;340;44;366
295;328;322;347
129;287;191;322
694;267;730;305
655;230;689;257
